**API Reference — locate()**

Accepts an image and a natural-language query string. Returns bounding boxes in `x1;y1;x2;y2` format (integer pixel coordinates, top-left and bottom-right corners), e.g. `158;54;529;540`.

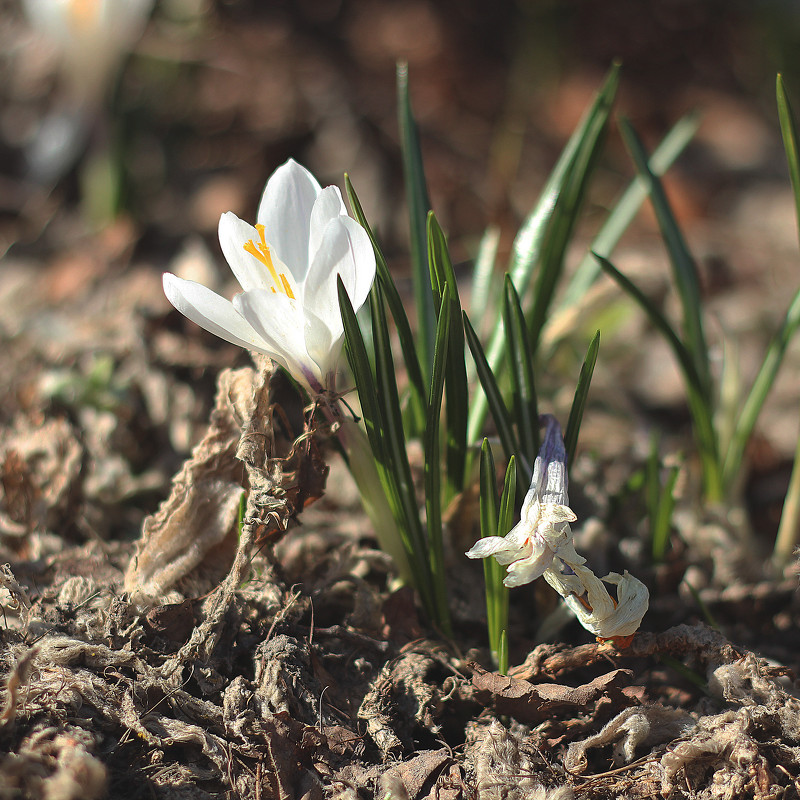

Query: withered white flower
466;415;583;587
543;566;649;640
466;414;649;641
164;159;376;395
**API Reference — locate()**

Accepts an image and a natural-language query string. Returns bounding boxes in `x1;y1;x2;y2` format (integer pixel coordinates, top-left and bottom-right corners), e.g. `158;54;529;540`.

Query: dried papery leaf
0;417;82;538
359;651;444;760
467;720;574;800
123;366;252;602
563;705;697;774
378;749;450;799
0;729;107;800
0;646;36;727
470;664;634;724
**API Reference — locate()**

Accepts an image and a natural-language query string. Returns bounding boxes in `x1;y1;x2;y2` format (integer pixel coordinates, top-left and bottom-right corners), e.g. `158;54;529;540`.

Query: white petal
162;273;271;353
542;460;569;506
218;212;273;292
550;539;585;568
256;159;321;278
233;289;322;388
597;571;650;638
494;516;534;551
303;303;339;379
303;216;375;336
309;186;348;257
575;565;617;621
336;216;377;309
465;536;519;560
520;459;545;519
542;566;585;599
540;503;578;525
503;546;553;587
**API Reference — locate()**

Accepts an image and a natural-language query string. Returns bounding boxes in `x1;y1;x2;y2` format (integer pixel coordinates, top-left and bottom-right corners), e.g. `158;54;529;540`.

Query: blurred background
2;0;800;542
2;0;800;258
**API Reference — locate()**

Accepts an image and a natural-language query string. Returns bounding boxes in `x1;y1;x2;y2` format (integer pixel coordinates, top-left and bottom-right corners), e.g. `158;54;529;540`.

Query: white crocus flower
163;159;376;395
466;415;582;587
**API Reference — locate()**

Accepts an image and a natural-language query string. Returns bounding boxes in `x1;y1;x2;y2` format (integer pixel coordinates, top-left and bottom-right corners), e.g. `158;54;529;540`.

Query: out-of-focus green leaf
467;64;620;446
619;117;711;399
561;112;700;310
596;253;721;500
723;287;800;490
470;226;501;322
777;75;800;238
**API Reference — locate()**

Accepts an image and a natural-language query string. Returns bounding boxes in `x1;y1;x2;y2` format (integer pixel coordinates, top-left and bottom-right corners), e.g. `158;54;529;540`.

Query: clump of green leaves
596;78;800;567
339;63;698;646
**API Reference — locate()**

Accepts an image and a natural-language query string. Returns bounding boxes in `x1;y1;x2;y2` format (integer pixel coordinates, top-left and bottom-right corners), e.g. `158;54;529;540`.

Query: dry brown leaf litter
0;363;799;799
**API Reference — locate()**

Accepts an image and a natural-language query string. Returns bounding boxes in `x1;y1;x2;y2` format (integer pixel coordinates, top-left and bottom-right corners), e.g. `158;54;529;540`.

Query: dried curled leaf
470;663;634;724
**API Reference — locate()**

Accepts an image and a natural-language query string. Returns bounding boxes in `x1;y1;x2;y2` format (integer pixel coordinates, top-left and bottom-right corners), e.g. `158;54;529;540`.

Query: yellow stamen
242;224;295;299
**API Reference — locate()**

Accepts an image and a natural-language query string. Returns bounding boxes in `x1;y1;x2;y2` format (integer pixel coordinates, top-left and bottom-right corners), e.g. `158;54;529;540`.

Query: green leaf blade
398;62;436;383
564;330;600;469
618;117;711;399
503;276;539;461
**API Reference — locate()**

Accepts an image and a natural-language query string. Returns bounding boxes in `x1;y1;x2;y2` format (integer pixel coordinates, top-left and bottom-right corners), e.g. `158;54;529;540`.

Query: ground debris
465;720;574;800
470;664;634;724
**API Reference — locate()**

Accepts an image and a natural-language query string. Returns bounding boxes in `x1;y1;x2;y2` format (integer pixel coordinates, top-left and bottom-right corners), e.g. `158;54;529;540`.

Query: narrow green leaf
338;278;383;455
497;630;509;676
470;225;500;320
564;330;600;468
464;312;526;480
652;463;680;562
479;439;500;540
509;64;620;292
526;67;618;355
467;64;620;446
424;293;453;635
619;117;711;398
503;276;539;460
595;255;703;394
498;456;518;537
777;74;800;239
596;253;721;499
561;112;700;309
495;456;515;675
398;62;436;382
345;174;427;434
369;283;435;614
774;430;800;568
723;286;800;489
479;439;501;661
340;278;424;579
428;213;469;498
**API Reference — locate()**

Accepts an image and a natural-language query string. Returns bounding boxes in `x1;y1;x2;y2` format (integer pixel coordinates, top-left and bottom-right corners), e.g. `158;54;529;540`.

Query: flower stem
334;415;414;584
